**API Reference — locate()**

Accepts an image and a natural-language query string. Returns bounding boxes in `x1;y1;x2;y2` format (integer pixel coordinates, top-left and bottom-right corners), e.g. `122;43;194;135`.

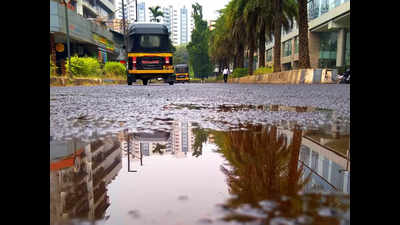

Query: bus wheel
169;81;174;85
142;79;149;85
127;81;132;85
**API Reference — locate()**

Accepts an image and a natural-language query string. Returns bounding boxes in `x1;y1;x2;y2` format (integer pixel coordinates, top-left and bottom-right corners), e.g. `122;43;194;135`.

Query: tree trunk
248;42;255;75
50;34;56;64
298;0;311;68
238;43;244;68
258;25;266;68
273;0;282;72
287;125;302;196
233;54;238;69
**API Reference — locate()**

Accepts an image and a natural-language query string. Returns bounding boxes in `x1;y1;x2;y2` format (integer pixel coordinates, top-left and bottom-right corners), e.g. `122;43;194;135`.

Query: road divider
223;68;337;84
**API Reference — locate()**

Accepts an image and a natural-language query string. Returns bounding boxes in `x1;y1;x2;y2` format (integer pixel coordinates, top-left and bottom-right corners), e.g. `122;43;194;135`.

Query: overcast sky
121;0;231;21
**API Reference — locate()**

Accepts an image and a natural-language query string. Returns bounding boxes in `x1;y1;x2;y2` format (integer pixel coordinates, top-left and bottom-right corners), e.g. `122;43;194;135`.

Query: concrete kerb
50;77;126;86
227;68;336;84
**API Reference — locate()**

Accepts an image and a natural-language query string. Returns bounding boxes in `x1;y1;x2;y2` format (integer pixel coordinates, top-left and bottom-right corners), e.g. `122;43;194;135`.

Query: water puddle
50;121;349;225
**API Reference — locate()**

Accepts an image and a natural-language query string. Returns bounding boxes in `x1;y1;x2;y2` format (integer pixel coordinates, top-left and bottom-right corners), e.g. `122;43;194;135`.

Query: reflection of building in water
299;143;350;194
127;121;195;159
50;137;122;224
132;131;170;157
278;128;349;194
172;120;194;158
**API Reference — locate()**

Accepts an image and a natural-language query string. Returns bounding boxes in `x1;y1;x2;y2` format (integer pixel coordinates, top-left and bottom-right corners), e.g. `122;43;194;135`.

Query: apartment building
180;6;189;44
116;0;136;24
50;0;124;75
264;0;350;72
158;5;194;46
137;2;146;22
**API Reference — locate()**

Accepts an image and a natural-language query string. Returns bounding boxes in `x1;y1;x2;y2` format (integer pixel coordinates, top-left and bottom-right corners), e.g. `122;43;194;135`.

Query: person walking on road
223;67;229;83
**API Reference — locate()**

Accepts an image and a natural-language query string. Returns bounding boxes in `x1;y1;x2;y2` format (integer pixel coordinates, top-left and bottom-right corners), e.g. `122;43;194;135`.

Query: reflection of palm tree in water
216;124;349;224
152;143;166;155
192;127;208;157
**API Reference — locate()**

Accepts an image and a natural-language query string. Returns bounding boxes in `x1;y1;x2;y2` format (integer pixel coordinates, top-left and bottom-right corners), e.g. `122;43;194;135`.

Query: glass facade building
264;0;349;70
308;0;350;21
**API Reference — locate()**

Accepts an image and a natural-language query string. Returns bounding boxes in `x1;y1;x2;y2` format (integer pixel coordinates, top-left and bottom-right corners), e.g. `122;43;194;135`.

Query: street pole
63;0;72;77
121;0;128;60
136;0;138;22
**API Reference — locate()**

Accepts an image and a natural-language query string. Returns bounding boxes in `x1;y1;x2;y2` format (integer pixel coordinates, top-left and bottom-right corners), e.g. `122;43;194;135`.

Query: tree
192;127;208;157
297;0;311;68
187;2;213;79
271;0;297;72
149;6;164;22
173;45;189;65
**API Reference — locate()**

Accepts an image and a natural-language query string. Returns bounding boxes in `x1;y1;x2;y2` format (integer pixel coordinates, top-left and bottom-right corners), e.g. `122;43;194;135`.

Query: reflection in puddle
166;103;333;114
213;124;349;224
50;121;349;225
50;137;122;225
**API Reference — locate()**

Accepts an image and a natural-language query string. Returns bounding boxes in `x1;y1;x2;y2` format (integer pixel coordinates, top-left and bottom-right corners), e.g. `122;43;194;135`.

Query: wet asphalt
50;83;350;141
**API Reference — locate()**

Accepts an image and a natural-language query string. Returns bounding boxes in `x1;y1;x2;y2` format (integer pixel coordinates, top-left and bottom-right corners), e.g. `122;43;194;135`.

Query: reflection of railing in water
299;160;337;193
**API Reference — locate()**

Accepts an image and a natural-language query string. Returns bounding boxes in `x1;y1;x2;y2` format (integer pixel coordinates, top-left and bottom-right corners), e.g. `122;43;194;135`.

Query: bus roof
128;23;169;36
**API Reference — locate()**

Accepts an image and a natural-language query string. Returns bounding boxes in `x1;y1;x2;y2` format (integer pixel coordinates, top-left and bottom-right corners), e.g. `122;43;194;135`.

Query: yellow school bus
174;64;190;83
126;23;175;85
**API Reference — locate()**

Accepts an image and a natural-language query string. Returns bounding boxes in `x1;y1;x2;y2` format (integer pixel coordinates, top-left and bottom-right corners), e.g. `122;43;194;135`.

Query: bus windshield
175;67;188;73
129;34;171;53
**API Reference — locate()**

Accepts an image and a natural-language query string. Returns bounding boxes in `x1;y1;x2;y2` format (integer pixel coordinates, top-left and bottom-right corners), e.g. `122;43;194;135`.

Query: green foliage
254;66;273;75
66;56;101;77
149;6;164;22
192;127;209;157
187;2;214;79
104;61;126;77
232;67;248;78
173;45;189;65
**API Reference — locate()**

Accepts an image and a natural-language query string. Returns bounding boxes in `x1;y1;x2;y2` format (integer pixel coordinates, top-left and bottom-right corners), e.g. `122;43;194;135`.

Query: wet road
50;83;350;225
50;83;349;141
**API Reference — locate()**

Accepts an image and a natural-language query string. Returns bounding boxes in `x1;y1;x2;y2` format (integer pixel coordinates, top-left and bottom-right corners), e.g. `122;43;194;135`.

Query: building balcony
50;0;120;54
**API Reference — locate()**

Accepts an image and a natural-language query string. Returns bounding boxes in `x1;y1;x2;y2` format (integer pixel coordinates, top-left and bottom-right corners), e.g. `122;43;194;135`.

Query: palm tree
149;6;164;22
272;0;297;72
243;1;259;75
297;0;311;68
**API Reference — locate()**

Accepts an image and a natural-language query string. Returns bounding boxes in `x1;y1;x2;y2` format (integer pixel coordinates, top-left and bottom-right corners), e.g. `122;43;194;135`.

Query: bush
66;56;101;77
231;68;248;78
254;66;274;75
104;61;126;77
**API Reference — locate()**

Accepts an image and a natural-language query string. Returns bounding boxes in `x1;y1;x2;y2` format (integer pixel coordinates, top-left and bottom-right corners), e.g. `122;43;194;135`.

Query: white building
74;0;116;19
116;0;137;24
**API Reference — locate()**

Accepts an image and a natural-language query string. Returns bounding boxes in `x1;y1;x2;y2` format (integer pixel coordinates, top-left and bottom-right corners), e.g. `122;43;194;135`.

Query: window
318;31;338;68
266;49;272;62
294;36;299;54
282;40;292;57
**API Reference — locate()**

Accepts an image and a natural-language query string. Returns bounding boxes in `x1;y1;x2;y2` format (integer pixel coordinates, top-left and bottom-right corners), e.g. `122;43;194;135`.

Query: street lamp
61;0;72;77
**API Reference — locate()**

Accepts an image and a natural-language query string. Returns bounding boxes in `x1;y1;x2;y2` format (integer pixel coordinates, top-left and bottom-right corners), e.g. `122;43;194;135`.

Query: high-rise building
116;0;136;24
180;6;189;45
137;2;146;22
